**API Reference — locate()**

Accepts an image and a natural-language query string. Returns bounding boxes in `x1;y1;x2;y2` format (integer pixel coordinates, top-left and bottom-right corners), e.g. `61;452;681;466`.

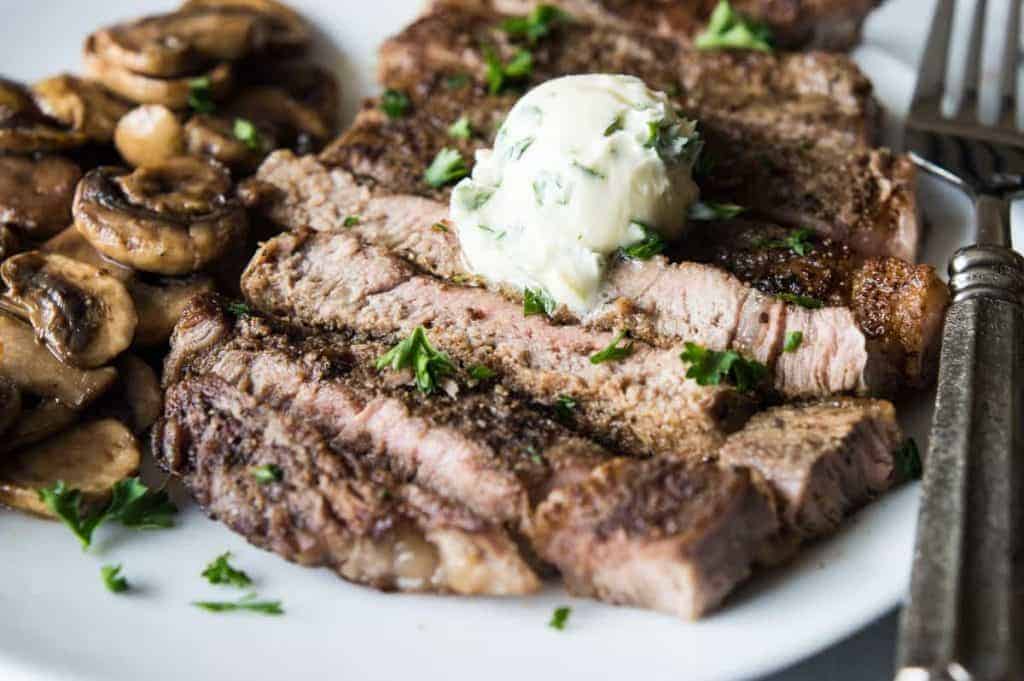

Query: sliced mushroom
0;226;21;262
0;311;117;409
246;62;338;130
98;355;162;434
0;78;86;152
0;419;140;518
0;377;21;437
32;74;132;144
3;398;77;453
229;85;330;154
1;252;138;368
114;105;185;167
130;274;216;346
184;113;275;172
42;226;133;281
73;158;248;275
0;154;82;238
83;38;233;108
182;0;311;56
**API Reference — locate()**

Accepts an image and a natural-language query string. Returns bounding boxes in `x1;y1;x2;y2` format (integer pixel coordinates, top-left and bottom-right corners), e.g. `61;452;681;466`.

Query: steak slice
240;229;755;455
717;398;902;539
460;0;880;51
246;152;947;396
532;456;780;619
156;375;541;595
163;295;783;619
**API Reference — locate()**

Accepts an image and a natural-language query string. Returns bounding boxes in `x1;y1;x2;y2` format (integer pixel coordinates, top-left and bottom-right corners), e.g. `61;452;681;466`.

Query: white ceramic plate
0;1;974;680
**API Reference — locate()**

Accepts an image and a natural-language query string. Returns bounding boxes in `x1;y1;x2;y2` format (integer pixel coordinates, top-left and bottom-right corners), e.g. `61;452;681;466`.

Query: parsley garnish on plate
101;564;129;593
500;4;570;44
590;330;634;364
202;552;253;588
187;76;216;113
483;47;533;95
758;228;815;256
376;327;456;394
38;477;177;549
619;221;666;260
251;464;283;485
680;342;767;393
777;292;824;309
688;201;745;221
549;605;571;630
468;364;496;380
233;118;263;151
225;301;251;317
448;116;472;140
783;331;803;353
554;395;577;420
424;148;469;187
193;593;284;616
343;215;361;228
894;438;923;480
523;287;557;317
380;89;411;119
431;222;449;233
695;1;773;52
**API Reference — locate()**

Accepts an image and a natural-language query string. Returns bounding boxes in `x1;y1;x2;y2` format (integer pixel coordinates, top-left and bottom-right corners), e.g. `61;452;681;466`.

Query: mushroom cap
2;398;77;454
182;0;311;56
0;78;86;152
0;377;21;438
73;158;248;275
1;251;138;369
114;104;186;167
0;153;82;238
184;113;275;172
32;74;132;144
229;84;331;154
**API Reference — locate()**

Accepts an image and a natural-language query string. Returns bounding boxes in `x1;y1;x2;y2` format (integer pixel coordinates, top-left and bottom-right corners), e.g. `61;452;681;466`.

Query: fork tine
913;0;957;108
980;0;1021;125
951;0;987;118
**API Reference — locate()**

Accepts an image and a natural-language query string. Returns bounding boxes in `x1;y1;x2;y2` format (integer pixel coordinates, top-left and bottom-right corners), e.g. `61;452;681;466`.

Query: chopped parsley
431;222;449;233
695;1;773;52
484;47;533;95
448;116;472;140
604;113;625;136
444;73;470;90
187;76;216;113
777;292;823;309
343;215;361;228
549;605;571;630
619;221;666;260
554;395;577;420
688;201;745;221
894;438;923;480
424;148;469;187
783;331;803;353
251;464;283;485
523;287;557;317
193;593;283;616
680;342;767;393
590;330;634;364
225;301;251;317
202;552;253;588
376;327;456;394
380;89;411;119
233;118;264;151
468;364;496;381
454;184;494;211
758;228;815;256
506;136;535;160
571;160;605;179
101;564;129;593
38;477;177;549
644;119;703;164
500;4;570;44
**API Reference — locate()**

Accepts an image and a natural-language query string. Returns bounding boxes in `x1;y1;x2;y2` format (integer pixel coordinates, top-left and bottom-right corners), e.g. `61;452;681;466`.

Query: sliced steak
246;152;947;396
240;229;755;455
717;398;902;539
156;375;541;595
532;456;779;619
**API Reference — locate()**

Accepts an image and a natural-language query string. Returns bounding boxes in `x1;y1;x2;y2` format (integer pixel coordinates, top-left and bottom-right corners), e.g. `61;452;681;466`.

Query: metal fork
896;1;1024;679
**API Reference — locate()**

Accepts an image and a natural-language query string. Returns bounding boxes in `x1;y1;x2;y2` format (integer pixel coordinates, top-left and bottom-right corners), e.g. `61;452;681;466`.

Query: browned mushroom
72;157;248;275
114;104;186;167
0;377;21;438
0;312;117;409
0;419;140;517
42;226;133;280
182;0;311;56
184;113;275;172
99;355;162;434
0;78;86;152
0;252;138;368
32;74;132;145
0;226;21;262
0;154;82;238
2;398;78;453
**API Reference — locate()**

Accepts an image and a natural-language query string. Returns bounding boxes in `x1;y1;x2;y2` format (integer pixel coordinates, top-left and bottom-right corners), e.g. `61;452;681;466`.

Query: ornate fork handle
897;195;1024;681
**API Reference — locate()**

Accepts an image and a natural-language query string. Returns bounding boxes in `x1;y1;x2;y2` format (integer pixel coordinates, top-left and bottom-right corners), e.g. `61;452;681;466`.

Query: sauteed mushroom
0;78;85;152
184;113;274;171
0;226;22;262
73;157;248;275
114;104;185;167
229;85;330;154
0;419;140;517
0;154;82;238
83;37;233;108
182;0;312;56
0;312;116;409
0;252;138;368
32;74;131;144
3;398;77;453
0;377;21;437
103;355;163;433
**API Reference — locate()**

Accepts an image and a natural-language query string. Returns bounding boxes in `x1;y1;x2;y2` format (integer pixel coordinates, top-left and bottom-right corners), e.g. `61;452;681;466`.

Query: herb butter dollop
450;74;702;313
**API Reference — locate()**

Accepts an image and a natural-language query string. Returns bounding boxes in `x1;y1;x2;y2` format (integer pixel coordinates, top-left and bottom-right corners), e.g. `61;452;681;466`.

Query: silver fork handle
896;196;1024;681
